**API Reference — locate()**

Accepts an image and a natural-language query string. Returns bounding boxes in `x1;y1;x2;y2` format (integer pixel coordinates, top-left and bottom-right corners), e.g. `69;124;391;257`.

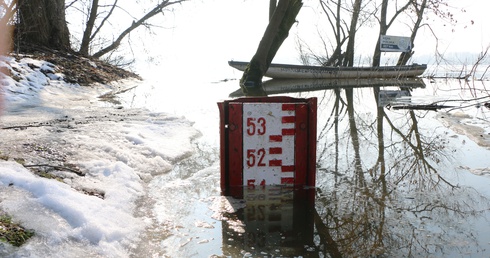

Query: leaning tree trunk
240;0;302;93
17;0;71;51
269;0;277;20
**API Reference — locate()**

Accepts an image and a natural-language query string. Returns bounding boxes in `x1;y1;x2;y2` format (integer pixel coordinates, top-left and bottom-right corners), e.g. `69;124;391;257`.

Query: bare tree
395;0;426;65
78;0;115;56
373;0;462;66
3;0;189;60
319;0;348;66
300;0;373;67
297;0;461;68
371;0;412;66
16;0;71;51
342;0;362;66
77;0;188;58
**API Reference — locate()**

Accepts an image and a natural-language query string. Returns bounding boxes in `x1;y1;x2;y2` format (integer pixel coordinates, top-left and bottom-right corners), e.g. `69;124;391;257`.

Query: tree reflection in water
313;86;490;257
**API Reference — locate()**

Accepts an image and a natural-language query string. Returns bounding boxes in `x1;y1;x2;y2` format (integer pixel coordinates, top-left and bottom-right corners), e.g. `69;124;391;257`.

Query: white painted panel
242;103;296;186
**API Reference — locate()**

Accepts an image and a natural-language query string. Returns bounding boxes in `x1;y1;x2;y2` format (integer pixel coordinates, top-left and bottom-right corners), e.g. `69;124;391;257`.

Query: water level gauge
218;96;317;195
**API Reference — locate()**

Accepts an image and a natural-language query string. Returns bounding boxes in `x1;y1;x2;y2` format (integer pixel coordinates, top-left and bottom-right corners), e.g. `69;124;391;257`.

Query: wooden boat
229;78;426;97
229;61;427;79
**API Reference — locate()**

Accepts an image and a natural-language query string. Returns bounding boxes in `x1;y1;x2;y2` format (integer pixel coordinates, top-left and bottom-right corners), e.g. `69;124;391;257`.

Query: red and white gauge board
218;97;317;196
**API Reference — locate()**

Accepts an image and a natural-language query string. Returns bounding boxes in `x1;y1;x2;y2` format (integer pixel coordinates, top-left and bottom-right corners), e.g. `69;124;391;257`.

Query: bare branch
23;164;85;176
386;0;412;29
79;0;100;55
93;0;187;58
66;0;79;9
89;0;118;42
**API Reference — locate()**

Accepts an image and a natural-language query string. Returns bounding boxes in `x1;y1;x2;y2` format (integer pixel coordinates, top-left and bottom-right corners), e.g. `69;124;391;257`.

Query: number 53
247;117;266;136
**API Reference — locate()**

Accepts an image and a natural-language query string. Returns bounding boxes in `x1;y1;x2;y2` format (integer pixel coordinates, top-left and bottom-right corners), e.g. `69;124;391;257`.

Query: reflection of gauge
399;38;409;50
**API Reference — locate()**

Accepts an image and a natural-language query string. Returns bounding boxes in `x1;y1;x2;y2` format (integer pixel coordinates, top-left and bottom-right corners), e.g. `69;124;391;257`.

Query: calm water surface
123;77;490;257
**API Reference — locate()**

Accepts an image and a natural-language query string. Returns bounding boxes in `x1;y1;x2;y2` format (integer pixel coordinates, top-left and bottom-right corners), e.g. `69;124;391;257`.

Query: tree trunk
322;0;344;66
372;0;388;67
0;1;15;54
269;0;277;20
372;0;411;66
79;0;99;56
240;0;302;92
342;0;362;67
17;0;71;51
0;2;15;113
397;0;427;65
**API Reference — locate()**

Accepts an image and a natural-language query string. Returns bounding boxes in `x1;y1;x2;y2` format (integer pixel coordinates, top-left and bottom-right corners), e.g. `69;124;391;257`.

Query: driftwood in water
387;104;455;111
240;0;302;93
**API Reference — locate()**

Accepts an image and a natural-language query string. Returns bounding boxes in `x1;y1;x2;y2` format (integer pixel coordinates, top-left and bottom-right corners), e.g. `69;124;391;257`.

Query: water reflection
221;78;490;257
222;186;315;257
229;78;426;97
315;82;490;256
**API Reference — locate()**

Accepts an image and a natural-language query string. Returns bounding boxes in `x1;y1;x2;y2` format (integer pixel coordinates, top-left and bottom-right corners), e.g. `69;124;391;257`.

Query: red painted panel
307;98;318;187
282;103;296;111
218;102;226;192
269;147;282;154
295;103;308;186
269;135;283;142
281;165;295;172
228;103;243;187
282;116;296;123
282;128;295;136
269;159;282;167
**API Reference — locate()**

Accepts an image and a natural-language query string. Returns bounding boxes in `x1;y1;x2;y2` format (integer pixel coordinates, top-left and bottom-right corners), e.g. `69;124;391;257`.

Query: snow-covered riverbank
0;56;203;257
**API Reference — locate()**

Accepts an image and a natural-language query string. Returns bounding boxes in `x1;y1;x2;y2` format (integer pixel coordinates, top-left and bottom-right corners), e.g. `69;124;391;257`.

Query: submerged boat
228;61;427;79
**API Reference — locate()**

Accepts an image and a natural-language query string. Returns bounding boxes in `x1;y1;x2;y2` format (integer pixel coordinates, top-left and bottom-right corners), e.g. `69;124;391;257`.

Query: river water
120;76;490;257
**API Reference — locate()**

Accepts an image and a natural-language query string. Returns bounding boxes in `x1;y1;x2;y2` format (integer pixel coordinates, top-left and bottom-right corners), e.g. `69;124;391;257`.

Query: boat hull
229;61;427;79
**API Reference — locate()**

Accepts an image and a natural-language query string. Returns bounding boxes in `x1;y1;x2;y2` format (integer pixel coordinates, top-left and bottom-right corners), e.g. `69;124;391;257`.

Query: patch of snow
0;55;203;257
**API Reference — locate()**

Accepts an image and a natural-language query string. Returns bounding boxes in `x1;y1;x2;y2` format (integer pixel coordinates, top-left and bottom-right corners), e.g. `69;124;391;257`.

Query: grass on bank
0;214;34;247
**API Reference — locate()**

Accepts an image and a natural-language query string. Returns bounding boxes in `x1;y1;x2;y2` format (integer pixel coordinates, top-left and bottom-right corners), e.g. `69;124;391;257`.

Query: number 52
247;148;266;167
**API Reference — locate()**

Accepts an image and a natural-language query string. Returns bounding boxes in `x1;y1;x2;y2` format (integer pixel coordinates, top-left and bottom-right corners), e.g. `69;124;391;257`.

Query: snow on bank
0;56;201;257
436;111;490;147
0;161;144;257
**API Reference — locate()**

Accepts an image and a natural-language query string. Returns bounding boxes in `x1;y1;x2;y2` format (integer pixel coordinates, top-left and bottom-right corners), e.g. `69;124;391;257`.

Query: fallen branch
386;104;455;111
23;164;85;176
1;124;45;130
2;117;72;130
98;85;138;99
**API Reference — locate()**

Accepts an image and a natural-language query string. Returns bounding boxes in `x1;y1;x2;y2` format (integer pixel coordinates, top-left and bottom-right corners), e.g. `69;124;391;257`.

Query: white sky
122;0;490;81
